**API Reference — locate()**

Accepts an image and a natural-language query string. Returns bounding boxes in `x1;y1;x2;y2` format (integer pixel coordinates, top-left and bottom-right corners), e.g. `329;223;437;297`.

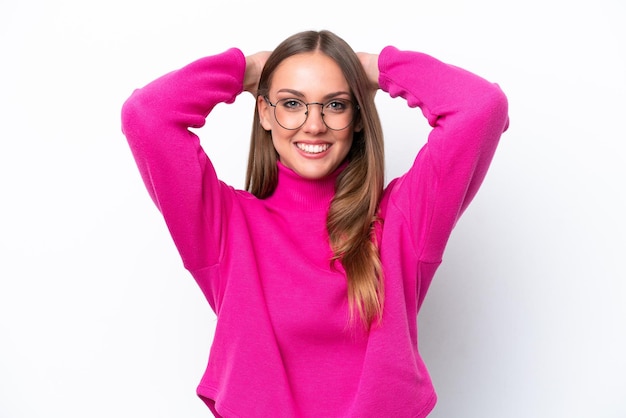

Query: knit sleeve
121;48;246;271
379;46;509;263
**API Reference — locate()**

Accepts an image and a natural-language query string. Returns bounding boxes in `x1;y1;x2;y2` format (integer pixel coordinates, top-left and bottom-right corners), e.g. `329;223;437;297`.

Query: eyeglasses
264;97;359;131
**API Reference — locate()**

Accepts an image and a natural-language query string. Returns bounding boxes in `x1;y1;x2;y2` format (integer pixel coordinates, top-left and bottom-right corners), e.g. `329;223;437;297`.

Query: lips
295;142;330;154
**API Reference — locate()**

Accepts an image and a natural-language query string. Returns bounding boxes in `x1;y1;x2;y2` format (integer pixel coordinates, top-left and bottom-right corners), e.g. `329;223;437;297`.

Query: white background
1;1;624;417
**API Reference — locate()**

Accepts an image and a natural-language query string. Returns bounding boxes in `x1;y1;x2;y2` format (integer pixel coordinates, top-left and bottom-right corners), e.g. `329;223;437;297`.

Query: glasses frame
264;96;360;131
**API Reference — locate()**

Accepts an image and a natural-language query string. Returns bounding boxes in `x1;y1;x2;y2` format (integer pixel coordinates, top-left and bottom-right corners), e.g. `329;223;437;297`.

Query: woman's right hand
244;51;272;96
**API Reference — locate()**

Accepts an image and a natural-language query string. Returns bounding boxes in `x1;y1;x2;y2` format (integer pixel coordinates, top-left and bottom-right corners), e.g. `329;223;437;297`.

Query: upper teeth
297;143;329;154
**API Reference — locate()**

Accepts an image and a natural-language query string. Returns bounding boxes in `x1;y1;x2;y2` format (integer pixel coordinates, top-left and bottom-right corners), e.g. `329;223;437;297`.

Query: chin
293;165;334;180
296;170;329;180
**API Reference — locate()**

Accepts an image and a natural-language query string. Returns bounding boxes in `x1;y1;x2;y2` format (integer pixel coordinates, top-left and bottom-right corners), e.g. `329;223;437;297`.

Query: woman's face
258;52;359;180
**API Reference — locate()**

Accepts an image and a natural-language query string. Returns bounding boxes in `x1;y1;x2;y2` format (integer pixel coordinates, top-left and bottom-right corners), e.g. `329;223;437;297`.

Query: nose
302;103;327;133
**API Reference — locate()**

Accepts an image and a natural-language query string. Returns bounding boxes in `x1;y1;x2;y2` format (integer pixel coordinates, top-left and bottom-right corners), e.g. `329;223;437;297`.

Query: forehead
270;52;350;96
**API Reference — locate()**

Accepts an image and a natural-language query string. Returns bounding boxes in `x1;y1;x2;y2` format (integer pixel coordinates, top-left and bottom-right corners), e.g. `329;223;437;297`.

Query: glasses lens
273;98;356;130
274;99;308;130
321;99;356;130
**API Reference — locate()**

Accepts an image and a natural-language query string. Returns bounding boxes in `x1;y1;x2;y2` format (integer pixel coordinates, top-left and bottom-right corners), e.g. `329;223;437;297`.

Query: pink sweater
121;46;509;417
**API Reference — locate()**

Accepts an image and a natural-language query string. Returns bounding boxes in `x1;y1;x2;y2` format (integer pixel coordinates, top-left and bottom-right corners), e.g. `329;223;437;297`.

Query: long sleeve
119;44;509;418
379;46;509;264
120;48;246;271
347;51;511;414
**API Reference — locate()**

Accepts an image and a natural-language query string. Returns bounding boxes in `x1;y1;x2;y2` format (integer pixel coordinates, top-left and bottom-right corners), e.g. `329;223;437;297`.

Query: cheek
270;130;293;152
339;135;355;155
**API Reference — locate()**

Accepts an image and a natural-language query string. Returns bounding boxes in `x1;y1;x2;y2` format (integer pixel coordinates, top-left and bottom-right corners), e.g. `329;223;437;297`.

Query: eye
325;100;350;113
280;99;305;111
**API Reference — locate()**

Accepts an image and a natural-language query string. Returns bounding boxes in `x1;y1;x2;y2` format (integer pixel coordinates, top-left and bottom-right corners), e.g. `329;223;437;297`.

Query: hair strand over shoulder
246;30;386;328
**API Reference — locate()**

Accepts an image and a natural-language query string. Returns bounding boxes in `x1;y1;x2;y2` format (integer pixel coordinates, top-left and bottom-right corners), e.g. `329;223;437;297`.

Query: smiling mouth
296;143;330;154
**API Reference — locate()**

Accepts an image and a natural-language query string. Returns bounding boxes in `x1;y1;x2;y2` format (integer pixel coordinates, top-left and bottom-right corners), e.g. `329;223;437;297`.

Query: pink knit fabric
121;46;509;417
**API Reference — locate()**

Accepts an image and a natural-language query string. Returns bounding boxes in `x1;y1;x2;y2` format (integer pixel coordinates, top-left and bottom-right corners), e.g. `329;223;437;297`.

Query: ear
353;117;363;133
257;96;273;131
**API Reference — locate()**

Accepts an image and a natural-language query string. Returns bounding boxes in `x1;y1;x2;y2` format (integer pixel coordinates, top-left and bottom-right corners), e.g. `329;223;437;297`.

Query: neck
266;161;344;212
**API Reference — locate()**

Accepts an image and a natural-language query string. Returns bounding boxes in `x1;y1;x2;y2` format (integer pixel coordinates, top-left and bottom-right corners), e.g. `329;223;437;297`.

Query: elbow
486;84;510;133
120;89;146;138
471;84;509;135
120;87;167;142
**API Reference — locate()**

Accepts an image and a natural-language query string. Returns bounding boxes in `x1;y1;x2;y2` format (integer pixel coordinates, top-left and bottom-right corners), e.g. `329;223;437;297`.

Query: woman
121;30;509;418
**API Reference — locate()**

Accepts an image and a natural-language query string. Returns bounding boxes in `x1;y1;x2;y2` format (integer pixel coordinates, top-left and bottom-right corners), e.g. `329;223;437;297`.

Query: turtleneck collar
265;161;345;212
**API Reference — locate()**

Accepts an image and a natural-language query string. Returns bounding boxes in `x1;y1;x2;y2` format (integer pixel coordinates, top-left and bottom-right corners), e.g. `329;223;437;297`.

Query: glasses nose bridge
304;101;326;116
302;102;327;130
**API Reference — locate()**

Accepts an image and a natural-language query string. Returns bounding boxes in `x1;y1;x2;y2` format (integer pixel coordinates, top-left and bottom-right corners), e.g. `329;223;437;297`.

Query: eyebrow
275;88;352;101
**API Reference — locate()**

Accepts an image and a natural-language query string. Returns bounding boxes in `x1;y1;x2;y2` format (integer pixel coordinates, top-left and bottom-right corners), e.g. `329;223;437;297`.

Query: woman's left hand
357;52;380;92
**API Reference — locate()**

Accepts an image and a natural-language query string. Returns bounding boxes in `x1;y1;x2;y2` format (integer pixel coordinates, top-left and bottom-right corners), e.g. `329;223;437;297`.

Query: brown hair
245;30;385;328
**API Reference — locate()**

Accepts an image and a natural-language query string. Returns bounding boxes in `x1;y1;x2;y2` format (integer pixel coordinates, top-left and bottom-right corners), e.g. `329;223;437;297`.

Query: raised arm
120;48;246;271
378;46;510;262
